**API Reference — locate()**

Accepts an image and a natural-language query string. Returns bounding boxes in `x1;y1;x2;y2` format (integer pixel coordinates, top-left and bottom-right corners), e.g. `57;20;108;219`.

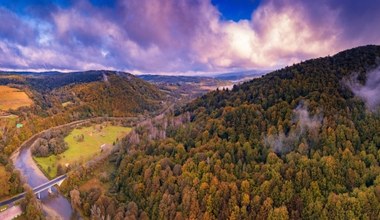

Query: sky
0;0;379;74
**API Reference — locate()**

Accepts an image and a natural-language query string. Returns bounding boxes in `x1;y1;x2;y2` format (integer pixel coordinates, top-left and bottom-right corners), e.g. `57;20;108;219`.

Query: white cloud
0;0;379;73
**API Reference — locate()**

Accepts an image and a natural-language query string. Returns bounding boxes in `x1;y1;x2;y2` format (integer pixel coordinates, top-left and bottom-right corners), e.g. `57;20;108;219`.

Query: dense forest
0;71;165;202
62;45;380;219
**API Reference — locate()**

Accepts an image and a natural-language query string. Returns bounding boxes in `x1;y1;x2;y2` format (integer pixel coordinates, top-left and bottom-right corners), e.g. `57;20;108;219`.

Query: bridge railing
0;174;67;207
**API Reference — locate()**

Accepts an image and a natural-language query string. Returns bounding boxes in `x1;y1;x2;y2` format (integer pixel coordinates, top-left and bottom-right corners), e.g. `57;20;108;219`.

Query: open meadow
0;86;33;111
34;124;131;178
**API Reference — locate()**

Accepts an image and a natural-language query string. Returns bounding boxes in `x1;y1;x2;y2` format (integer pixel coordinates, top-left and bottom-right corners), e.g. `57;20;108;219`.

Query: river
13;146;74;219
9;110;170;219
9;117;125;219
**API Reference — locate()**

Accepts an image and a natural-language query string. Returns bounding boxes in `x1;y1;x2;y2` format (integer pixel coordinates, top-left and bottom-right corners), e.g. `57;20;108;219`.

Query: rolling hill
65;45;380;219
0;70;166;199
0;70;229;213
0;70;165;117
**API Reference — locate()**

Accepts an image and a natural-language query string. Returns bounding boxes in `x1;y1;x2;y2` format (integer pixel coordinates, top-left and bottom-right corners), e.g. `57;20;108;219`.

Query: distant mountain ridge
138;74;214;84
0;70;135;91
211;69;268;81
138;69;268;83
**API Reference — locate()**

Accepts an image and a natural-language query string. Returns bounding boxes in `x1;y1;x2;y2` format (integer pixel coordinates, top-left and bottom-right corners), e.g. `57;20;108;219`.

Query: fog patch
265;105;322;154
345;68;380;110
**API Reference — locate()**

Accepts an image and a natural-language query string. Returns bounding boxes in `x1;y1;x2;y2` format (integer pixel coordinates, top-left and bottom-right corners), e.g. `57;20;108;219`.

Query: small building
16;123;23;128
100;144;107;151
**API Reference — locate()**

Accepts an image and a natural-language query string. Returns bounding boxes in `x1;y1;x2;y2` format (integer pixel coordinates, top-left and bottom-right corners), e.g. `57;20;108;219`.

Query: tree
0;166;10;197
21;184;44;220
70;189;81;211
268;206;289;220
257;198;274;220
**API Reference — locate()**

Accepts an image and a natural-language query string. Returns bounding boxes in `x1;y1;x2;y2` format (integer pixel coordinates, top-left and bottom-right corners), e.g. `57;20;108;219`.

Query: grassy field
0;86;33;111
34;124;131;178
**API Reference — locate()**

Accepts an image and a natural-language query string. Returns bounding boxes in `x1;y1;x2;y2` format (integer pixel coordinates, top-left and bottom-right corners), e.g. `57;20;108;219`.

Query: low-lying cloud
346;68;380;110
265;105;322;154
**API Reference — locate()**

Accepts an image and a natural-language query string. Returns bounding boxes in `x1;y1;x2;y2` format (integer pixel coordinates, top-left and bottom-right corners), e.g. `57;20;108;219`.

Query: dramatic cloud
265;105;322;154
346;68;380;110
0;0;379;73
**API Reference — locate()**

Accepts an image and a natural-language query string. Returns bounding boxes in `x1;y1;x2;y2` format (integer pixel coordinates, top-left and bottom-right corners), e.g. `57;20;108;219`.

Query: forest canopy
61;45;380;219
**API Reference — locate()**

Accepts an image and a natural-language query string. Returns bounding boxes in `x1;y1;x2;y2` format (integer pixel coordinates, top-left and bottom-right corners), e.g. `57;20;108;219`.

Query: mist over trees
106;46;380;219
344;67;380;110
59;45;380;219
2;45;379;219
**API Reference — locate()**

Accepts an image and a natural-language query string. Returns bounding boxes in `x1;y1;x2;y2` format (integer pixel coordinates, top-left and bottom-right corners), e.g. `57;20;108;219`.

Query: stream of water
13;147;74;219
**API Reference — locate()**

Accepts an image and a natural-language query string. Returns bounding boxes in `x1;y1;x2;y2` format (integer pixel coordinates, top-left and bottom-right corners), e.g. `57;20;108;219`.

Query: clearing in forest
34;124;131;178
0;86;33;111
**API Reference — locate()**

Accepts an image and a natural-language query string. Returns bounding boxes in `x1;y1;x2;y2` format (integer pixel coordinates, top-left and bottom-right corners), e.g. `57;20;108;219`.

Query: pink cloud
0;0;379;73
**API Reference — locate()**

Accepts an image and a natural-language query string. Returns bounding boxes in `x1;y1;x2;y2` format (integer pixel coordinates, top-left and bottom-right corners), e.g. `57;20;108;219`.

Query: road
0;194;25;208
33;174;67;194
10;117;136;219
6;104;173;219
0;174;67;207
10;116;138;161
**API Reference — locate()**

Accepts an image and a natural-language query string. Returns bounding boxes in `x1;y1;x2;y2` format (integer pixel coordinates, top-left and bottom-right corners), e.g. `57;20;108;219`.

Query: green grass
34;124;131;178
34;156;58;178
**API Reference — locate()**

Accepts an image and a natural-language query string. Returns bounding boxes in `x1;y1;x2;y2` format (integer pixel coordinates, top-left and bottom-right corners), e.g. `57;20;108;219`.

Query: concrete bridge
0;174;67;208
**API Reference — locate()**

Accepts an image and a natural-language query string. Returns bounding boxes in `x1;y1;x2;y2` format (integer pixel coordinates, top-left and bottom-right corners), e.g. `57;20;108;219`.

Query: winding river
13;147;74;219
10;118;106;219
10;107;170;219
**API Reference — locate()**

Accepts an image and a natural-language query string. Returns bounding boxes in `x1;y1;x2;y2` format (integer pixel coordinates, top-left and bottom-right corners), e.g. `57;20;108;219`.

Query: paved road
8;116;140;219
0;193;25;208
3;104;172;219
33;174;67;194
0;174;67;207
11;116;138;161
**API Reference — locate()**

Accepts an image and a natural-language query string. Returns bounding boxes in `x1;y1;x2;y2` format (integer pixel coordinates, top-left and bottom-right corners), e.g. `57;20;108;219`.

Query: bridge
0;174;67;208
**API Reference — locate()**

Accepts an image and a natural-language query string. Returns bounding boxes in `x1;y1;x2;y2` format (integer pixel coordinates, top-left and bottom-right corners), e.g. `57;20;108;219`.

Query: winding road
9;116;138;219
3;104;173;219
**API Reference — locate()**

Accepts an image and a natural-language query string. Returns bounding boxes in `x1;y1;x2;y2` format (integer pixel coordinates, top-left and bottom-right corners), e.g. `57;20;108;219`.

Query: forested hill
0;70;165;117
184;45;380;114
0;70;167;206
93;45;380;219
66;72;165;116
0;71;166;155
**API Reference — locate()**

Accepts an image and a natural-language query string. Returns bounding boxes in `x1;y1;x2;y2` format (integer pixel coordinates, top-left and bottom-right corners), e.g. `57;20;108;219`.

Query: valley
0;46;379;219
138;74;235;105
0;1;379;219
0;71;170;219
